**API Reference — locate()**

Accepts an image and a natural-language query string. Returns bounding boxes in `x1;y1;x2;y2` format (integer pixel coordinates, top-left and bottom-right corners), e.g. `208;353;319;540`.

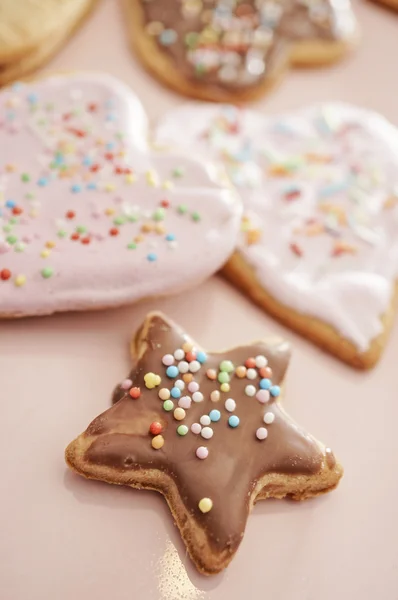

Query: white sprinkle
225;398;236;412
178;396;191;409
178;360;189;373
175;379;185;390
189;360;201;373
201;426;214;439
162;354;174;366
245;385;256;397
200;415;211;426
256;427;268;440
191;423;202;434
246;368;257;380
188;381;199;393
174;348;185;360
210;390;220;402
255;355;268;368
263;412;275;424
192;391;204;403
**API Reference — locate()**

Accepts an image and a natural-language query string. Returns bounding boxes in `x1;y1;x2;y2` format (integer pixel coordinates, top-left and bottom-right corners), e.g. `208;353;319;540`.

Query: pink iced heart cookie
155;103;398;368
0;73;241;317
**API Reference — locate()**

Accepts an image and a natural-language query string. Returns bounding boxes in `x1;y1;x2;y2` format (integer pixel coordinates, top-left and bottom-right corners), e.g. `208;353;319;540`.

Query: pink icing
0;73;241;316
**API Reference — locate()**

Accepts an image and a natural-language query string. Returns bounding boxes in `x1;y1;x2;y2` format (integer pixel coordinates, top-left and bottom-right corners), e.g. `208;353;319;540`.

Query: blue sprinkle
270;385;280;398
166;234;176;241
209;410;221;422
147;253;157;262
106;142;115;150
171;387;181;399
5;200;16;208
106;112;116;122
87;182;97;190
82;156;92;166
228;415;240;428
159;29;177;46
12;82;23;91
260;378;272;390
196;351;207;364
71;184;82;193
27;93;38;104
166;365;179;379
37;177;48;187
6;111;15;121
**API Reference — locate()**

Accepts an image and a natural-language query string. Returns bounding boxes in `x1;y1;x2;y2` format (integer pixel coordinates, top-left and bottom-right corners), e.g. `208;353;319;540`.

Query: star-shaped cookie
125;0;358;102
66;312;342;575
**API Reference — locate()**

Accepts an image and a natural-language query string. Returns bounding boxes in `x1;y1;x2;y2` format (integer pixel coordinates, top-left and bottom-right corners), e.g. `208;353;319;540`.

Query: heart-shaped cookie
155;102;398;368
126;0;358;102
0;73;241;317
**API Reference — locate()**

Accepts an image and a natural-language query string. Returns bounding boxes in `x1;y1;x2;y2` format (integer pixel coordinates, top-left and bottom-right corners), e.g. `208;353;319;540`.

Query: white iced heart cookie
0;73;241;317
155;103;398;368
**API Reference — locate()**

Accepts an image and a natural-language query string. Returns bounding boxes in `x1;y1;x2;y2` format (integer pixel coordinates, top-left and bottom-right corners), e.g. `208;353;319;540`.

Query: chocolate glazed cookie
124;0;358;102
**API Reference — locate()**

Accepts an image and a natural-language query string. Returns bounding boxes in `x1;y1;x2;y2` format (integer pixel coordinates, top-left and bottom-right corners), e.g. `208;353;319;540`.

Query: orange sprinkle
246;229;262;245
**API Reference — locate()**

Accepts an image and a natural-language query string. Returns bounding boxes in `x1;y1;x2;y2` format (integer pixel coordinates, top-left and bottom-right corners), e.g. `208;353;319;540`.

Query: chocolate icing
140;0;352;91
83;313;334;556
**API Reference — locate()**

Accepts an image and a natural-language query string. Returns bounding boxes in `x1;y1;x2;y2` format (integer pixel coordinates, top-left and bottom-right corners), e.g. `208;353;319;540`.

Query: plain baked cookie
66;312;343;575
155;103;398;369
124;0;358;102
0;73;241;318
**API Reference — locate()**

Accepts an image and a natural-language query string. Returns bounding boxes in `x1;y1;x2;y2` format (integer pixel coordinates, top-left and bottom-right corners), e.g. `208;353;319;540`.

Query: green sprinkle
3;224;12;233
21;173;30;182
76;225;87;234
219;360;234;373
9;217;18;225
192;212;201;222
6;235;17;245
163;400;174;412
177;204;188;215
172;167;184;178
41;267;54;279
25;192;34;199
127;214;138;222
57;230;67;238
114;215;127;226
218;371;230;384
14;243;25;253
185;32;199;49
152;208;165;221
194;63;206;76
177;425;189;436
127;243;137;250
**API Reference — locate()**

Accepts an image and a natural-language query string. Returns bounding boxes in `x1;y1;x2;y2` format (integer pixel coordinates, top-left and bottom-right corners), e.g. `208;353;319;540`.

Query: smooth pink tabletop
1;1;398;599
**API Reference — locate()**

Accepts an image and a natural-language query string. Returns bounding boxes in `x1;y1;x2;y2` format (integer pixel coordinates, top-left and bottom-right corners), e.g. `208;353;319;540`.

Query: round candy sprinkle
192;391;204;403
149;422;162;435
189;360;201;373
41;266;54;279
129;387;141;399
178;360;189;373
174;407;186;421
170;387;181;399
246;368;257;380
218;371;230;384
1;269;11;281
270;385;281;397
191;423;202;434
152;435;164;450
14;274;26;287
196;351;207;363
209;409;221;422
188;381;199;393
245;358;256;369
183;373;193;384
228;415;240;428
206;369;217;380
219;360;234;373
256;389;270;404
259;378;272;390
196;446;209;460
220;383;230;393
185;351;196;362
225;398;236;412
200;415;211;426
245;385;256;397
260;366;273;379
163;400;174;411
158;388;170;400
175;379;185;390
166;365;179;378
120;379;132;390
198;498;213;513
255;355;268;368
178;396;191;409
256;427;268;440
177;424;189;436
210;390;220;402
162;354;174;366
235;366;247;378
201;426;213;439
144;372;161;388
264;412;275;424
182;341;194;353
174;348;185;360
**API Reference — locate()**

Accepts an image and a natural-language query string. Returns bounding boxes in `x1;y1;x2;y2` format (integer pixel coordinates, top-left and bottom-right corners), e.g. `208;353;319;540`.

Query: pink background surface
1;1;398;598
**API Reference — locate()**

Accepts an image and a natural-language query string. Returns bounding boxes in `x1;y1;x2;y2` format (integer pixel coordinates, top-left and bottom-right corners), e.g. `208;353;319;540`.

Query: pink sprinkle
178;396;192;409
91;210;101;219
22;234;32;243
162;354;174;366
191;423;202;435
256;389;270;404
188;381;199;393
121;379;133;390
196;446;208;460
0;242;11;254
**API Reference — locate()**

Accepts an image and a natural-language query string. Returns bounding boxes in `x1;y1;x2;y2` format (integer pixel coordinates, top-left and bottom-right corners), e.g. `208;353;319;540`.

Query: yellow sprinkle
40;249;51;258
105;183;115;192
46;241;56;249
14;274;26;287
198;498;213;513
173;408;186;421
125;173;136;184
220;383;230;393
144;372;161;389
29;209;39;218
145;170;158;187
105;207;115;216
162;180;174;190
151;435;164;450
134;235;144;243
182;342;193;353
141;223;154;233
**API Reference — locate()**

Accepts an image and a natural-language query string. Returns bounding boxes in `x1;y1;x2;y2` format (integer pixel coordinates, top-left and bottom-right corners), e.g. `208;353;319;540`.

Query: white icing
155;102;398;351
